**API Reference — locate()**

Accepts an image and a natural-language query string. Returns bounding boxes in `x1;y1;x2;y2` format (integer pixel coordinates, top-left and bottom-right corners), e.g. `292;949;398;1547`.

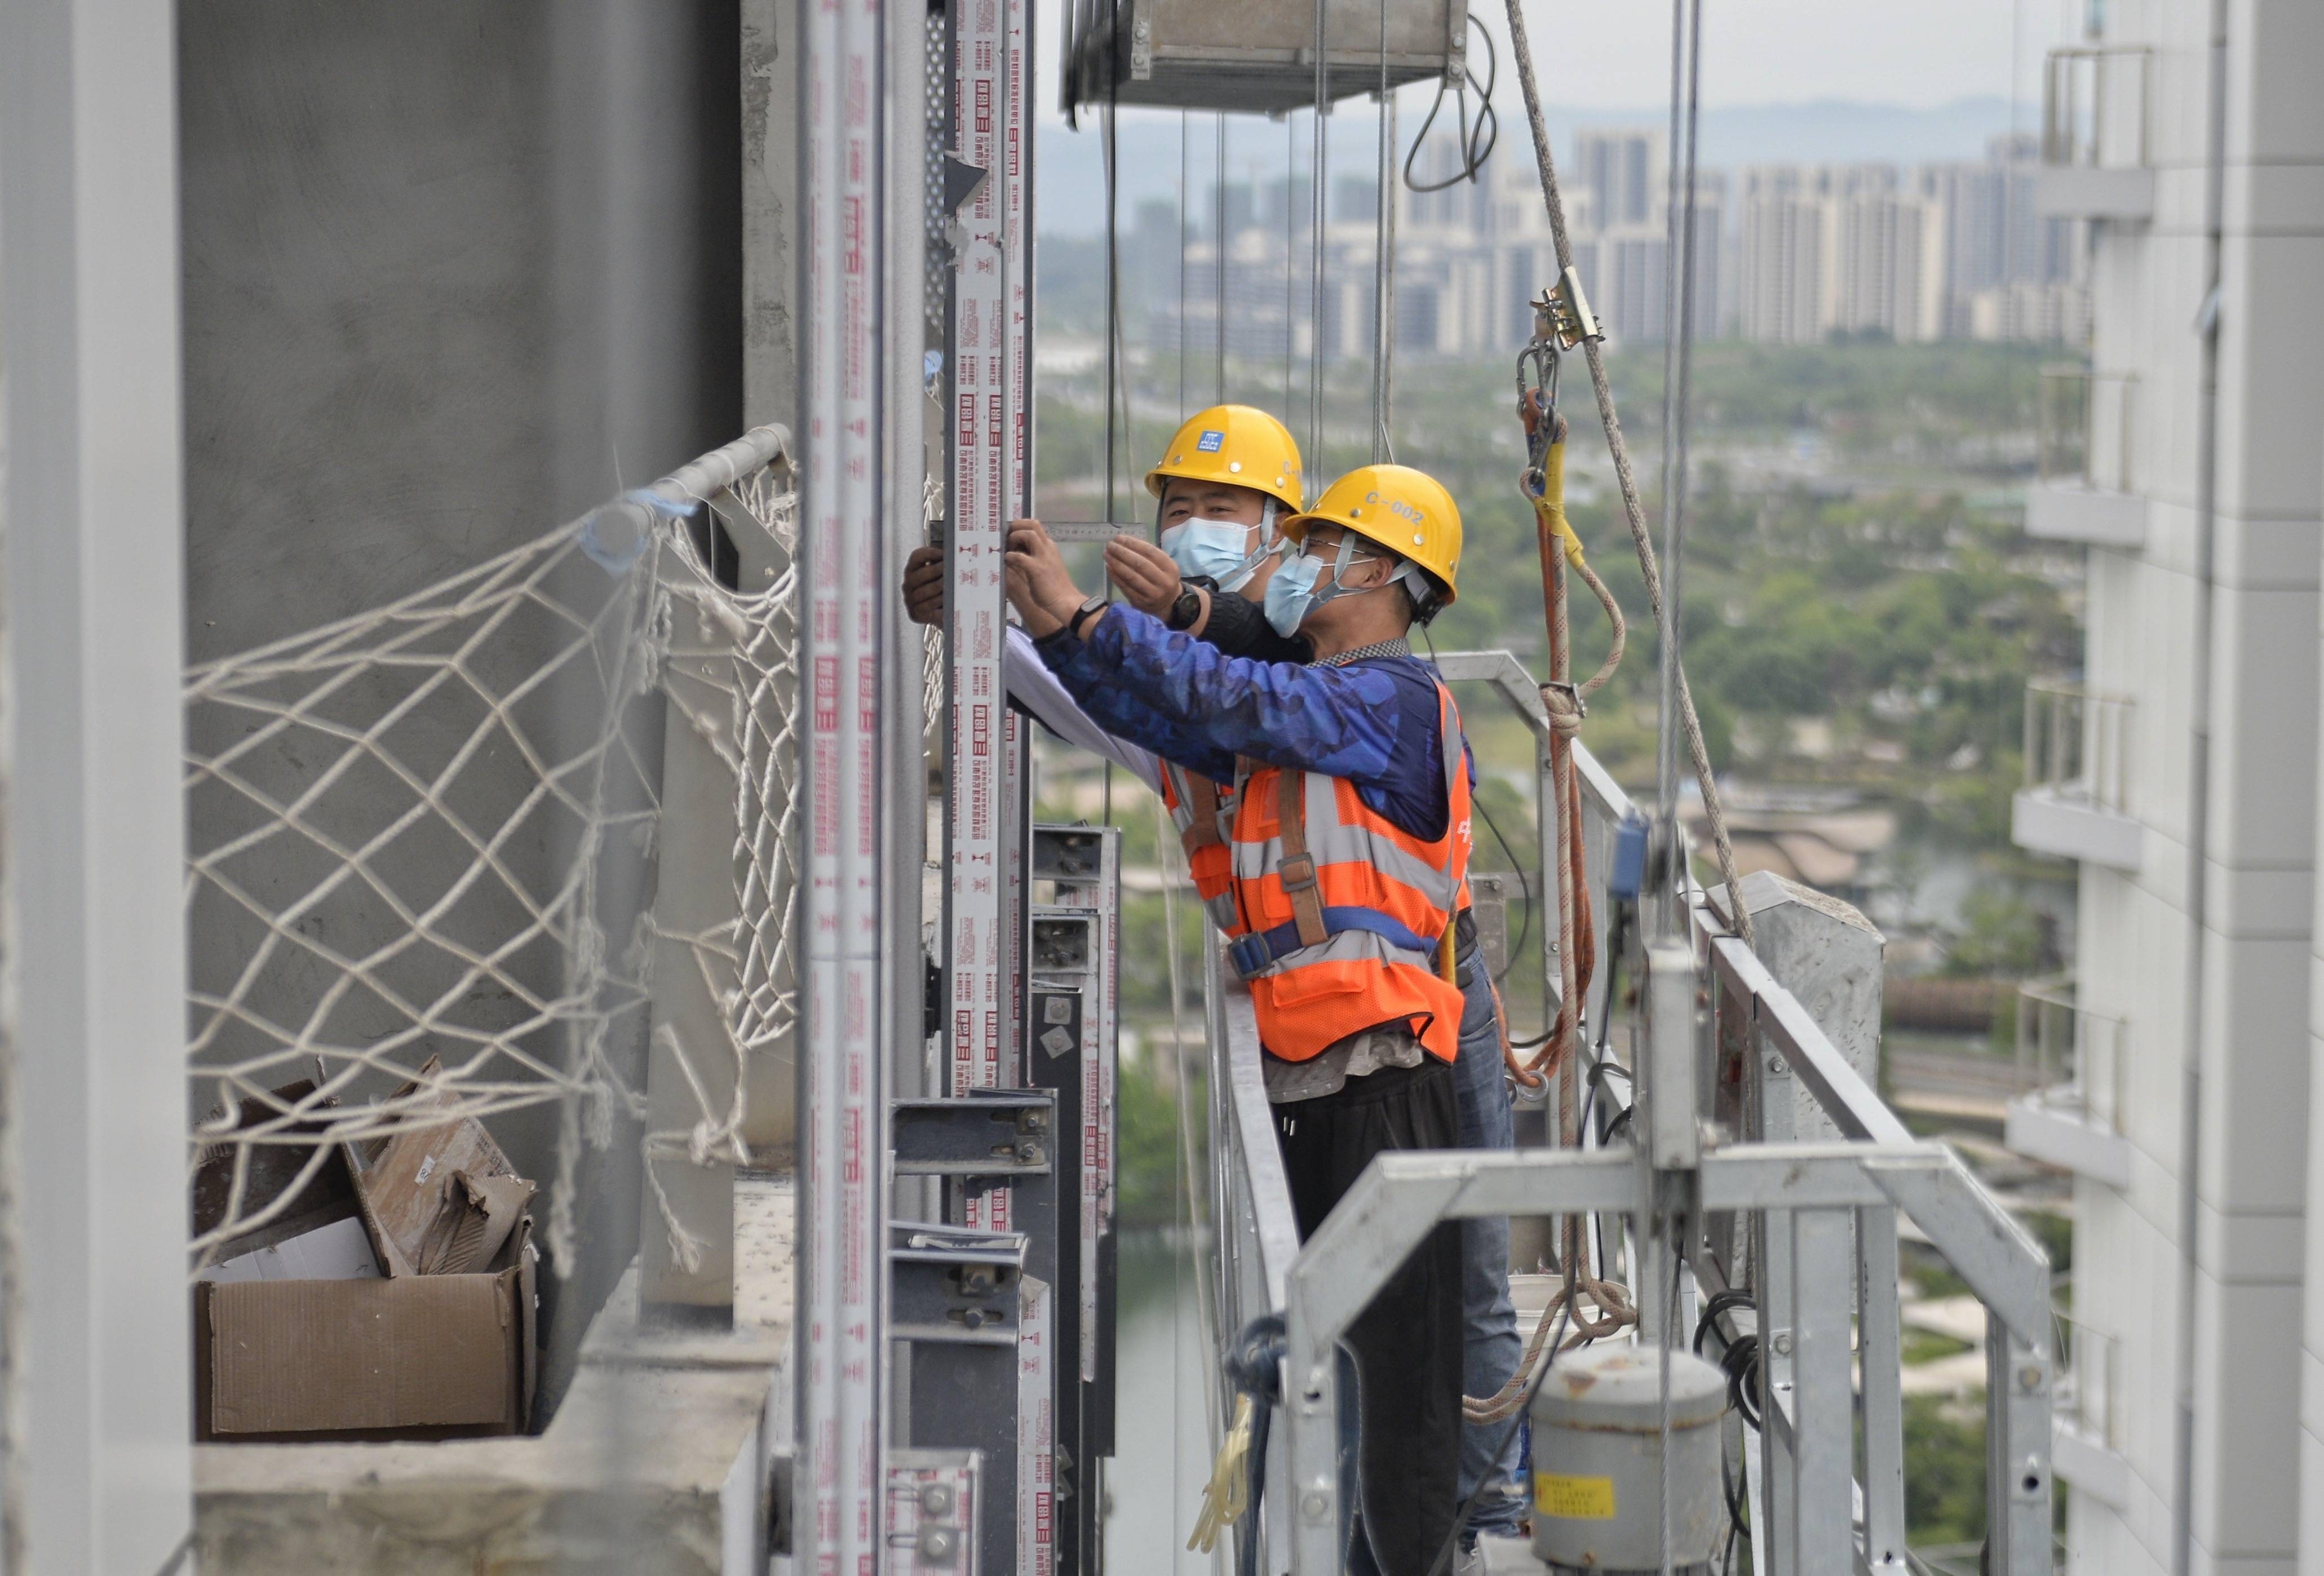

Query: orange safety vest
1159;763;1242;933
1221;684;1471;1064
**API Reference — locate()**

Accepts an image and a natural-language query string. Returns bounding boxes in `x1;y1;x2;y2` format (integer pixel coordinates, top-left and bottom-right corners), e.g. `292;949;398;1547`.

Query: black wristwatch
1166;585;1205;631
1069;595;1110;639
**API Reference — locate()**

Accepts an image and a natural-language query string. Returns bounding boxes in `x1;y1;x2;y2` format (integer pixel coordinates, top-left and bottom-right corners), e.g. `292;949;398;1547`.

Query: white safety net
183;455;800;1273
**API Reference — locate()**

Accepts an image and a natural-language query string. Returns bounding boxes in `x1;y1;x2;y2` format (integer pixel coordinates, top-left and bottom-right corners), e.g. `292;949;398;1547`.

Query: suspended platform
1059;0;1469;115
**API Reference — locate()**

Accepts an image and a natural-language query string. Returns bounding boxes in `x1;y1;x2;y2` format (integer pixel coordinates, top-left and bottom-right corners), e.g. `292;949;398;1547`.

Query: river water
1105;1232;1225;1576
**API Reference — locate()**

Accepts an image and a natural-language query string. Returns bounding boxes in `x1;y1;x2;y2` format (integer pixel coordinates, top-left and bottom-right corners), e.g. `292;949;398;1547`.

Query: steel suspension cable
1216;114;1229;402
1499;0;1754;945
1283;115;1295;415
1370;0;1394;462
1308;0;1329;480
1180;112;1190;423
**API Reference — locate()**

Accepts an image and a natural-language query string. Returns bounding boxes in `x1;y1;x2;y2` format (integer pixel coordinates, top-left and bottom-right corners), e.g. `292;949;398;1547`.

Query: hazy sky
1034;0;2083;115
1477;0;2057;110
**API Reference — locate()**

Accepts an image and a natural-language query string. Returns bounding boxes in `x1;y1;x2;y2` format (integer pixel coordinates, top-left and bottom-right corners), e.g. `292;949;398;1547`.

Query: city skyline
1104;125;2086;362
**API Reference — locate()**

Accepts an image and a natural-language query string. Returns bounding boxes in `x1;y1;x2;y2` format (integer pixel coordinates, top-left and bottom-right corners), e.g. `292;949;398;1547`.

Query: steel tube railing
2042;45;2153;170
2018;976;2130;1134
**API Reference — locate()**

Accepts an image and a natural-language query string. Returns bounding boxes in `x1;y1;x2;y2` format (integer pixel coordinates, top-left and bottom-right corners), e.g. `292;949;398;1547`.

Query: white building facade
2006;2;2324;1573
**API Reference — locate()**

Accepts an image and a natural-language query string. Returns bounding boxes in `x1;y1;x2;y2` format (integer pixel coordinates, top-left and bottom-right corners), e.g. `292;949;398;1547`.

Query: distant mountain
1034;95;2018;238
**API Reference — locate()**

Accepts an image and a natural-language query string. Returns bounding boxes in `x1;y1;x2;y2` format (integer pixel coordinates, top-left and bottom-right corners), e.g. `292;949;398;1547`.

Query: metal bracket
893;1094;1055;1182
1541;267;1601;348
887;1449;983;1573
892;1222;1026;1345
1030;826;1108;883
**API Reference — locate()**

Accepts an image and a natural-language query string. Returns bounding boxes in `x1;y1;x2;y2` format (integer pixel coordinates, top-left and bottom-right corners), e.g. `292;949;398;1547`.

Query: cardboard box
195;1215;380;1285
345;1058;532;1278
194;1219;536;1442
191;1077;354;1256
191;1072;539;1442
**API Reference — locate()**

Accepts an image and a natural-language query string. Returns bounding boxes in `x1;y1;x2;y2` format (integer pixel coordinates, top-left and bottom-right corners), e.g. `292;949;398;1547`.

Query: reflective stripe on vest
1159;762;1241;932
1225;683;1472;1064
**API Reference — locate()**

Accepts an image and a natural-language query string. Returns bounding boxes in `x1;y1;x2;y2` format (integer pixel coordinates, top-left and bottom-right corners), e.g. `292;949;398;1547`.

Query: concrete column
1739;870;1884;1144
0;0;194;1567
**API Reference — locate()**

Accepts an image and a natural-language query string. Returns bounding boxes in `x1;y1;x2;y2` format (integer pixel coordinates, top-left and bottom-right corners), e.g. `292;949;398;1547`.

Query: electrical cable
1692;1290;1764;1433
1403;17;1499;193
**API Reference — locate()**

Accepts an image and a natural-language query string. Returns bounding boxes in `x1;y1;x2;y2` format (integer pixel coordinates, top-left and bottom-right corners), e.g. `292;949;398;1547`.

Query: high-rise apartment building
2003;5;2324;1574
1738;165;1836;342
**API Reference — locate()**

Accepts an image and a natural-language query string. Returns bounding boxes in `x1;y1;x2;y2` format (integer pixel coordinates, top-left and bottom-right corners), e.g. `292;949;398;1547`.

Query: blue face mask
1159;500;1280;592
1264;533;1418;637
1262;547;1323;636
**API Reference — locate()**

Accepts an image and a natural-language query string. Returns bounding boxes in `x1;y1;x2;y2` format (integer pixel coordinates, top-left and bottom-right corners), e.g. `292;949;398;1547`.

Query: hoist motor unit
1528;1343;1729;1574
1059;0;1469;116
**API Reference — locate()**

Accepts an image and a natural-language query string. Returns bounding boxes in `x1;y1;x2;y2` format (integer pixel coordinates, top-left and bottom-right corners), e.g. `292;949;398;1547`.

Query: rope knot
1541;681;1584;736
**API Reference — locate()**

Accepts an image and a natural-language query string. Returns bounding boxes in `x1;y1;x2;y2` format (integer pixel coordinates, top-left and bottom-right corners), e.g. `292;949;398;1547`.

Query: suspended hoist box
1061;0;1468;117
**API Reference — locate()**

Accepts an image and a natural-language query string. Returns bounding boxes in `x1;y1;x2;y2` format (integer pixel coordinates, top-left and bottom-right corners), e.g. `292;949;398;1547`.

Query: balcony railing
2024;678;2134;815
2053;1304;2122;1451
2042;45;2153;170
2016;977;2128;1135
2006;976;2133;1185
2039;364;2139;495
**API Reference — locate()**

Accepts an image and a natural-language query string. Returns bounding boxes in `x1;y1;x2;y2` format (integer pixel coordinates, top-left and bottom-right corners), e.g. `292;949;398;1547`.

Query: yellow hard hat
1281;464;1462;605
1145;405;1304;515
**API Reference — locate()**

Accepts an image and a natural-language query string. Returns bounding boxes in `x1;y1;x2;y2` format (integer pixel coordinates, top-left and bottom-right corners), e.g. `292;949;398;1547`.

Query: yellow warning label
1533;1472;1618;1520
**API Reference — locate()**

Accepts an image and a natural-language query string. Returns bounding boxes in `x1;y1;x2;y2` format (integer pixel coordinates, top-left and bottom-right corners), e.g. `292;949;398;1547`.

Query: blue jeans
1454;943;1526;1537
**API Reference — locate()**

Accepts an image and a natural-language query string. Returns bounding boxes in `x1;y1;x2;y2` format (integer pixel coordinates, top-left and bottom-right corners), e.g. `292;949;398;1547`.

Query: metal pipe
2171;0;2229;1568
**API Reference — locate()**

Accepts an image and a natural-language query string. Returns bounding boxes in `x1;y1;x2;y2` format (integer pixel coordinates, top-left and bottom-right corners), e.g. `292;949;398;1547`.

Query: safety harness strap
1180;774;1225;851
1274;767;1331;949
1227;907;1437;982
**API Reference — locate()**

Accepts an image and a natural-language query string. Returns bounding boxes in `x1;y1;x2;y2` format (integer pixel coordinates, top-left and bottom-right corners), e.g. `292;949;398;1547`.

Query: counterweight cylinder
1529;1343;1728;1573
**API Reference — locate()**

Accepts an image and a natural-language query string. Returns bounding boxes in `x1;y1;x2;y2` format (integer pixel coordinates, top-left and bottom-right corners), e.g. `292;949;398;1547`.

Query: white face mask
1158;501;1280;592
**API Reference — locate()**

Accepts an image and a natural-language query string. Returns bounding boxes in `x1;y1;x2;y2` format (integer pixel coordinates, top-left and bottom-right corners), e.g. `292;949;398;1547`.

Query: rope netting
183;453;800;1274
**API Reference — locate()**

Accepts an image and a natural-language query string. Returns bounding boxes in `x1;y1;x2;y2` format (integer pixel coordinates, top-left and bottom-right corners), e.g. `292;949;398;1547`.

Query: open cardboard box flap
196;1220;537;1441
344;1056;526;1279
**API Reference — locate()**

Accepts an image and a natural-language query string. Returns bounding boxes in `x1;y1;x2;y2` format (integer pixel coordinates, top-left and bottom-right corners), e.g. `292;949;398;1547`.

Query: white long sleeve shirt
1004;623;1161;793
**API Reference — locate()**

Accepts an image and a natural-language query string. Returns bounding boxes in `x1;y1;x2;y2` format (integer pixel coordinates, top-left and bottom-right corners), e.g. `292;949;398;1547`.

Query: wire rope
1180;111;1190;424
1216;114;1229;404
1308;0;1327;484
1283;114;1295;417
1370;0;1393;462
1652;0;1705;942
1497;0;1754;946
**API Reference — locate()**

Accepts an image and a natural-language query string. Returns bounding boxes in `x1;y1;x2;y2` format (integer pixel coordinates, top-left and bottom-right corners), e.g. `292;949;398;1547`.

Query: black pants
1276;1058;1464;1576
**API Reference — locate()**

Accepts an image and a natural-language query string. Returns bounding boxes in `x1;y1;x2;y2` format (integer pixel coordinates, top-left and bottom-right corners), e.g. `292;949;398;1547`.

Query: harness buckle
1278;853;1319;895
1228;933;1274;981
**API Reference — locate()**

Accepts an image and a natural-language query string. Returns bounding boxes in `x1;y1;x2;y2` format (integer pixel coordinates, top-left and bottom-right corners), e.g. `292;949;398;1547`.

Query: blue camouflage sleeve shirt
1032;604;1467;843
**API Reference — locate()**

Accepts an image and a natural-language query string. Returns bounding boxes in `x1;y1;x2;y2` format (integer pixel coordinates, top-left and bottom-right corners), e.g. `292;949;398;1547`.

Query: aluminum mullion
798;0;891;1555
948;0;1017;1146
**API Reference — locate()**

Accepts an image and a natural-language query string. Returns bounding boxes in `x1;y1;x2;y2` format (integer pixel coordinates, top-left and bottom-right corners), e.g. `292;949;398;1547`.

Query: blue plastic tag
1197;430;1225;452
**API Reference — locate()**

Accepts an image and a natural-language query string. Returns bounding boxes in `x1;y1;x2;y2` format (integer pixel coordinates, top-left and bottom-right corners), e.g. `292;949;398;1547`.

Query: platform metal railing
1206;650;2057;1576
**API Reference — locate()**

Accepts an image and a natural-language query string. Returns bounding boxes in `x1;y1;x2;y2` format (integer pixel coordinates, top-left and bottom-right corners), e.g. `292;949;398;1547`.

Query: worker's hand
1004;519;1079;636
902;545;945;627
1106;535;1191;621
